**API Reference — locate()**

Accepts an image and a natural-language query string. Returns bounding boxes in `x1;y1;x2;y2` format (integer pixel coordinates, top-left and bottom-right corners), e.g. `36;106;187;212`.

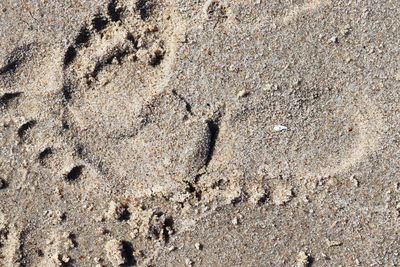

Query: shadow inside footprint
17;120;36;139
0;43;36;75
64;165;84;182
0;92;22;108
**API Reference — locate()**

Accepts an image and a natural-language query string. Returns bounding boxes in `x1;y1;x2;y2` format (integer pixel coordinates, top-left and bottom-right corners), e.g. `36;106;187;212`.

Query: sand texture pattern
0;0;399;266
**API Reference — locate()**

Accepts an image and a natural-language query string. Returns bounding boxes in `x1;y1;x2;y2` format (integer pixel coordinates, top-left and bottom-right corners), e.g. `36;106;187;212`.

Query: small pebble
350;175;359;187
237;90;249;99
329;36;338;43
194;243;202;250
231;217;239;225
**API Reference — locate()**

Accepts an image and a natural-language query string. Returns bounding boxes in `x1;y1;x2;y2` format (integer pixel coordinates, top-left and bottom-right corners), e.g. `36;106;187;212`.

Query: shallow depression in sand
62;1;209;196
214;88;382;178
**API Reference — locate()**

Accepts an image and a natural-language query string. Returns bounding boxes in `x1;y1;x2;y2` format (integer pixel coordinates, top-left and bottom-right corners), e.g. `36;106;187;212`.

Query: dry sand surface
0;0;399;266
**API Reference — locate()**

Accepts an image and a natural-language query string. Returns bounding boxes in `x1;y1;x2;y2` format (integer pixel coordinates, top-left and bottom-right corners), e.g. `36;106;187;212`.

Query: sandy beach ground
0;0;399;266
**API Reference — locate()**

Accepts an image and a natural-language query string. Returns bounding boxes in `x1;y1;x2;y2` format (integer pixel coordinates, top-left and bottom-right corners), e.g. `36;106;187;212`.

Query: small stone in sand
350;175;359;187
329;36;338;43
194;242;202;250
231;217;239;225
237;90;249;99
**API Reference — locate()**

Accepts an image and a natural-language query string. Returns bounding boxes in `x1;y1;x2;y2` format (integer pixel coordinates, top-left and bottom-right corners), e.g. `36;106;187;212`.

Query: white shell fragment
273;125;288;132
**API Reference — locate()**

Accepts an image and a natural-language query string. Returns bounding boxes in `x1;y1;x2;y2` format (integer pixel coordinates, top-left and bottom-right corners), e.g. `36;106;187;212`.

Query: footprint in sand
212;88;383;179
62;0;211;196
195;0;384;189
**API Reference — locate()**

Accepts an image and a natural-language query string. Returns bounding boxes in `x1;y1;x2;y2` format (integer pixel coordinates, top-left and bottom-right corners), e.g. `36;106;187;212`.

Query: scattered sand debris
327;239;343;247
231;216;239;225
203;0;228;20
272;184;293;206
145;211;174;243
341;24;352;36
296;251;310;267
225;186;247;205
148;42;165;67
263;83;273;91
130;229;139;239
302;195;310;203
58;254;71;265
273;125;288;132
263;83;279;92
249;186;269;205
228;64;237;72
169;191;191;203
55;211;66;224
105;239;125;266
106;200;131;221
62;232;77;250
43;209;66;225
185;257;194;266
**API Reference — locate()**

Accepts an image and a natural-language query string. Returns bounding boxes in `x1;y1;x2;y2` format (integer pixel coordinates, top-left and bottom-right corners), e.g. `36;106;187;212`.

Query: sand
0;0;399;266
